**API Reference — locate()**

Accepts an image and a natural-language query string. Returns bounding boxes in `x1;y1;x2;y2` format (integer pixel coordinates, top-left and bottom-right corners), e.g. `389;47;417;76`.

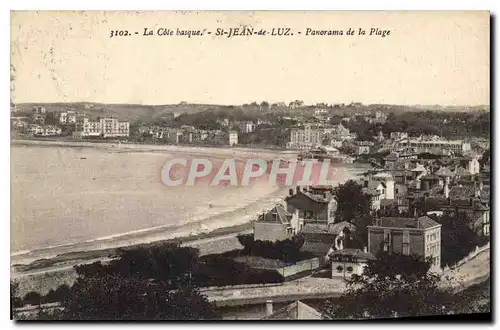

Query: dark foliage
42;284;72;304
236;233;306;263
24;243;222;320
333;180;374;247
322;253;453;319
195;254;284;287
334;180;372;222
433;211;489;267
23;291;42;306
62;275;219;320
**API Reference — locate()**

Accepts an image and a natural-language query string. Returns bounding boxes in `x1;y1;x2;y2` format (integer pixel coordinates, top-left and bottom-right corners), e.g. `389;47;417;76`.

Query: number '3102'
110;30;130;38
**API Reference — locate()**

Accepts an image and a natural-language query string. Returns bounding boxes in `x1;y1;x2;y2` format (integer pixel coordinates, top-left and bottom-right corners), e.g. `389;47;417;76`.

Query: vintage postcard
10;11;490;320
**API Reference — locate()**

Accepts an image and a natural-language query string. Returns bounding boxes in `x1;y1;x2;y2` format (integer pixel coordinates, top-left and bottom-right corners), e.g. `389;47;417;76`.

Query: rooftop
262;301;322;320
256;204;292;224
434;166;455;177
371;216;441;230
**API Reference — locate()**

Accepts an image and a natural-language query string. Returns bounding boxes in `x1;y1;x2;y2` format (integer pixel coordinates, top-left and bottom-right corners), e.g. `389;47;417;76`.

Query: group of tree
429;210;490;267
381;110;490;139
321;252;455;319
333;180;374;248
236;233;307;263
329;110;490;143
12;243;221;320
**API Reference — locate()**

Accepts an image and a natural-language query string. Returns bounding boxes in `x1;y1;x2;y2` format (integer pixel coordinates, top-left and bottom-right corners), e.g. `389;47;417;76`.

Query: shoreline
10;138;299;156
12;184;290;273
11;139;369;295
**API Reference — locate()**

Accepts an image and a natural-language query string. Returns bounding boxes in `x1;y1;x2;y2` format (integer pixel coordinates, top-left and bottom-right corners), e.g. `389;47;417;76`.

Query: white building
371;172;395;200
314;108;329;116
237;121;256;133
325;123;353;141
76;117;130;138
390;132;409;140
398;137;471;153
27;124;61;136
59;111;77;125
329;248;375;280
32;106;46;114
288;124;323;149
229;131;238;146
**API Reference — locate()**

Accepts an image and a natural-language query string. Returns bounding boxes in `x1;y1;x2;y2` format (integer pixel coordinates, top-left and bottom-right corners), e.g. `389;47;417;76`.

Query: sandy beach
11;139;367;296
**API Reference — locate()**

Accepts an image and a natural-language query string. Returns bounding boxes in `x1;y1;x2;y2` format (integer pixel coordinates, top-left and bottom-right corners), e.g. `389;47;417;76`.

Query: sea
11;143;369;265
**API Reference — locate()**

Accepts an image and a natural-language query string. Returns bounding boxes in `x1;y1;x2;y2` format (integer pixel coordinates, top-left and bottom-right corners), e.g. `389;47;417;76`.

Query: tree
11;280;23;319
43;284;72;304
334;180;374;246
63;274;219;320
322;253;453;319
260;101;270;111
433;211;486;267
334;180;372;222
44;112;60;125
57;243;220;320
479;149;490;168
23;291;42;306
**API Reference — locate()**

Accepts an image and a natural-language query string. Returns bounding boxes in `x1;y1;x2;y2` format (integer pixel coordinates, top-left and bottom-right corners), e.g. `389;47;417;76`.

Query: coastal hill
14;102;489;123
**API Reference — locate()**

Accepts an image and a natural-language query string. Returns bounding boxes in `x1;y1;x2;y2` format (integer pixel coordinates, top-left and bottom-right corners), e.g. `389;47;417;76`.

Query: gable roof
434;166;454;177
262;301;322;320
256;204;292;224
285;190;335;204
372;216;441;230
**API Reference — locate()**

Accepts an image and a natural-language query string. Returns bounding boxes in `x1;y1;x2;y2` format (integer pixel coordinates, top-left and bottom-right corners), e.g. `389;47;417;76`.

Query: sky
10;11;490;106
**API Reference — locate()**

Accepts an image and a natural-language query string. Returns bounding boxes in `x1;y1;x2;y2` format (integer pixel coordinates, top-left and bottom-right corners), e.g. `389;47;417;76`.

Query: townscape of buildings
11;106;131;139
10;102;490;320
250;120;490;283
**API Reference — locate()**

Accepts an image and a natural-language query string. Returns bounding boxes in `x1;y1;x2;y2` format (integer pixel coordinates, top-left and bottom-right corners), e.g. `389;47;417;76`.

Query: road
440;247;490;291
201;277;346;307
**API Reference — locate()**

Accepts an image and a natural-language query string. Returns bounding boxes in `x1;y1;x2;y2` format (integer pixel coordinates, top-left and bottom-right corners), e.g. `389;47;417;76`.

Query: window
384;229;391;242
346;266;353;272
395;188;399;194
403;230;410;244
402;244;410;255
336;265;343;273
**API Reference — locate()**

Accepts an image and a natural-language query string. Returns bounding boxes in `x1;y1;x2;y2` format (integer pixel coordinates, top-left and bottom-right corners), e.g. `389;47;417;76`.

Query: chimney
265;300;273;316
